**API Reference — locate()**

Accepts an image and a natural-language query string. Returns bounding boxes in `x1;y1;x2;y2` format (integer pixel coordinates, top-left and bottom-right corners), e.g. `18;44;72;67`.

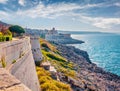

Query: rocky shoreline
58;38;84;44
51;37;84;44
55;43;120;91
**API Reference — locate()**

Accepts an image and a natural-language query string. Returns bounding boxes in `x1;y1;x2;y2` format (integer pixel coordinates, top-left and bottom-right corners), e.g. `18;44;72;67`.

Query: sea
71;33;120;76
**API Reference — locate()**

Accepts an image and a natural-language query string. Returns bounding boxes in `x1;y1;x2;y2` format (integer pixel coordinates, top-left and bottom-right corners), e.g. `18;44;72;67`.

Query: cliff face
56;44;91;63
56;44;120;91
0;37;40;91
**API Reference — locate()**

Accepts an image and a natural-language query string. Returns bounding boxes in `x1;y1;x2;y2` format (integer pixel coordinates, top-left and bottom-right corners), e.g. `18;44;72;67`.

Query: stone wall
10;50;40;91
0;37;40;91
0;68;32;91
0;37;31;67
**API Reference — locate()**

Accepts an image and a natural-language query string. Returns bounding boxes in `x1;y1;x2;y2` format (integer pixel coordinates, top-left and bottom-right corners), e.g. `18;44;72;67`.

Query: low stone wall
0;68;32;91
0;37;40;91
0;37;31;67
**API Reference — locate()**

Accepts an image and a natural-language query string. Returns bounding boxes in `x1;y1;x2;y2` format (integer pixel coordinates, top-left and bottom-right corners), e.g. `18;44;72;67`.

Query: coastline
49;37;84;44
71;34;120;76
55;43;120;91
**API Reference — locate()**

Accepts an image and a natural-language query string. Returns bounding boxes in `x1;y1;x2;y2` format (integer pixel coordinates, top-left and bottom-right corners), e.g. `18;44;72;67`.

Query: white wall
30;36;43;61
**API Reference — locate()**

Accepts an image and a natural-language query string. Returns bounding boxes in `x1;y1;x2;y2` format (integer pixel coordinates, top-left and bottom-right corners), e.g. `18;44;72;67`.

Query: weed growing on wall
1;56;6;68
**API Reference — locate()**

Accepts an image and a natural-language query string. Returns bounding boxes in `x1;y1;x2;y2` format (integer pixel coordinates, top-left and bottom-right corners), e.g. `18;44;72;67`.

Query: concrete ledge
0;68;32;91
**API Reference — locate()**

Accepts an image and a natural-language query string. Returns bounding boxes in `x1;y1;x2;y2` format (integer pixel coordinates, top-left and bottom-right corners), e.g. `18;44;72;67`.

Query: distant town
25;27;84;44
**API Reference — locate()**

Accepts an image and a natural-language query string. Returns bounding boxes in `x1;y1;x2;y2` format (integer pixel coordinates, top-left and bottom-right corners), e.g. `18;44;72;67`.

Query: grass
37;38;78;91
40;38;76;78
40;38;57;52
46;53;66;62
36;66;71;91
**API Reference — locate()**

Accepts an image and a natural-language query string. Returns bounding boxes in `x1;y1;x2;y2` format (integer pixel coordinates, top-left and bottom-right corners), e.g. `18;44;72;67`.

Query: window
34;49;36;52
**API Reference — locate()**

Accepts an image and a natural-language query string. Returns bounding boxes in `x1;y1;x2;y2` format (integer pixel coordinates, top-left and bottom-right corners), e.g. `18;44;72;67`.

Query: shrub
41;43;49;49
39;76;52;84
40;38;57;51
1;56;6;68
0;31;12;42
36;67;51;77
36;66;71;91
41;82;59;91
12;59;16;64
2;30;12;36
35;61;40;66
46;53;66;62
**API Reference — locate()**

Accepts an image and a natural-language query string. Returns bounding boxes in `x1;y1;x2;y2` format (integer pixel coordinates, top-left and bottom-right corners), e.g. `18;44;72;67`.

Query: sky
0;0;120;33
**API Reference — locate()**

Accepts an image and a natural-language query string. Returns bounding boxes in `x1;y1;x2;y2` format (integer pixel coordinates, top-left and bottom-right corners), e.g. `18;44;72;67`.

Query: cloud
7;2;120;29
78;15;120;29
1;1;120;30
16;3;79;18
0;0;8;4
18;0;25;6
16;2;104;19
114;2;120;7
0;10;8;17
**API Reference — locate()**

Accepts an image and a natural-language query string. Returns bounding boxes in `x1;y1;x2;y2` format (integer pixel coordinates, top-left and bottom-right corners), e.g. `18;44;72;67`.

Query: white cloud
0;10;13;21
15;2;120;29
0;0;8;4
78;15;120;29
16;3;79;18
1;1;120;30
18;0;25;6
114;2;120;7
16;2;103;19
0;10;8;17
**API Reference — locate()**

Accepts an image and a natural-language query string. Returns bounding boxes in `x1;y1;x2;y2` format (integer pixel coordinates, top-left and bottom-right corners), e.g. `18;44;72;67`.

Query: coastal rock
56;44;120;91
56;44;91;63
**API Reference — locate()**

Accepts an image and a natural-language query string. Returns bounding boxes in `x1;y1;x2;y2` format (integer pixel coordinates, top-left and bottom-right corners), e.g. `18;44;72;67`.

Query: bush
12;59;16;64
9;25;25;36
40;38;57;52
36;67;71;91
1;56;6;68
41;82;59;91
0;31;12;42
39;76;52;84
2;30;12;36
46;53;66;62
41;43;49;49
35;61;41;66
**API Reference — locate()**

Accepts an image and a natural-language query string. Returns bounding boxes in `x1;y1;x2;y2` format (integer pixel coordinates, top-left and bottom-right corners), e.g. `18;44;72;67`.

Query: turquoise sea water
71;33;120;76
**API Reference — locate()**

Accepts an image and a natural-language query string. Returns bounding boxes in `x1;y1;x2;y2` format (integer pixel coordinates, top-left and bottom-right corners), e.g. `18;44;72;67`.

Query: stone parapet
0;68;32;91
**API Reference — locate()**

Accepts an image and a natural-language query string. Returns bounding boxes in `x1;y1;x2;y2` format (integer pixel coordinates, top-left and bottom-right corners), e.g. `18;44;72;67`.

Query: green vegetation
46;53;66;62
0;30;12;42
35;38;77;91
41;43;50;49
40;38;56;52
9;25;25;36
19;51;24;58
12;59;16;64
36;66;71;91
1;56;6;68
35;61;42;67
40;38;76;78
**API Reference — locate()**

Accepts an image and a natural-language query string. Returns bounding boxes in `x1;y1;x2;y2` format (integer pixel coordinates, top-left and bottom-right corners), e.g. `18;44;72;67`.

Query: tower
30;36;43;61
